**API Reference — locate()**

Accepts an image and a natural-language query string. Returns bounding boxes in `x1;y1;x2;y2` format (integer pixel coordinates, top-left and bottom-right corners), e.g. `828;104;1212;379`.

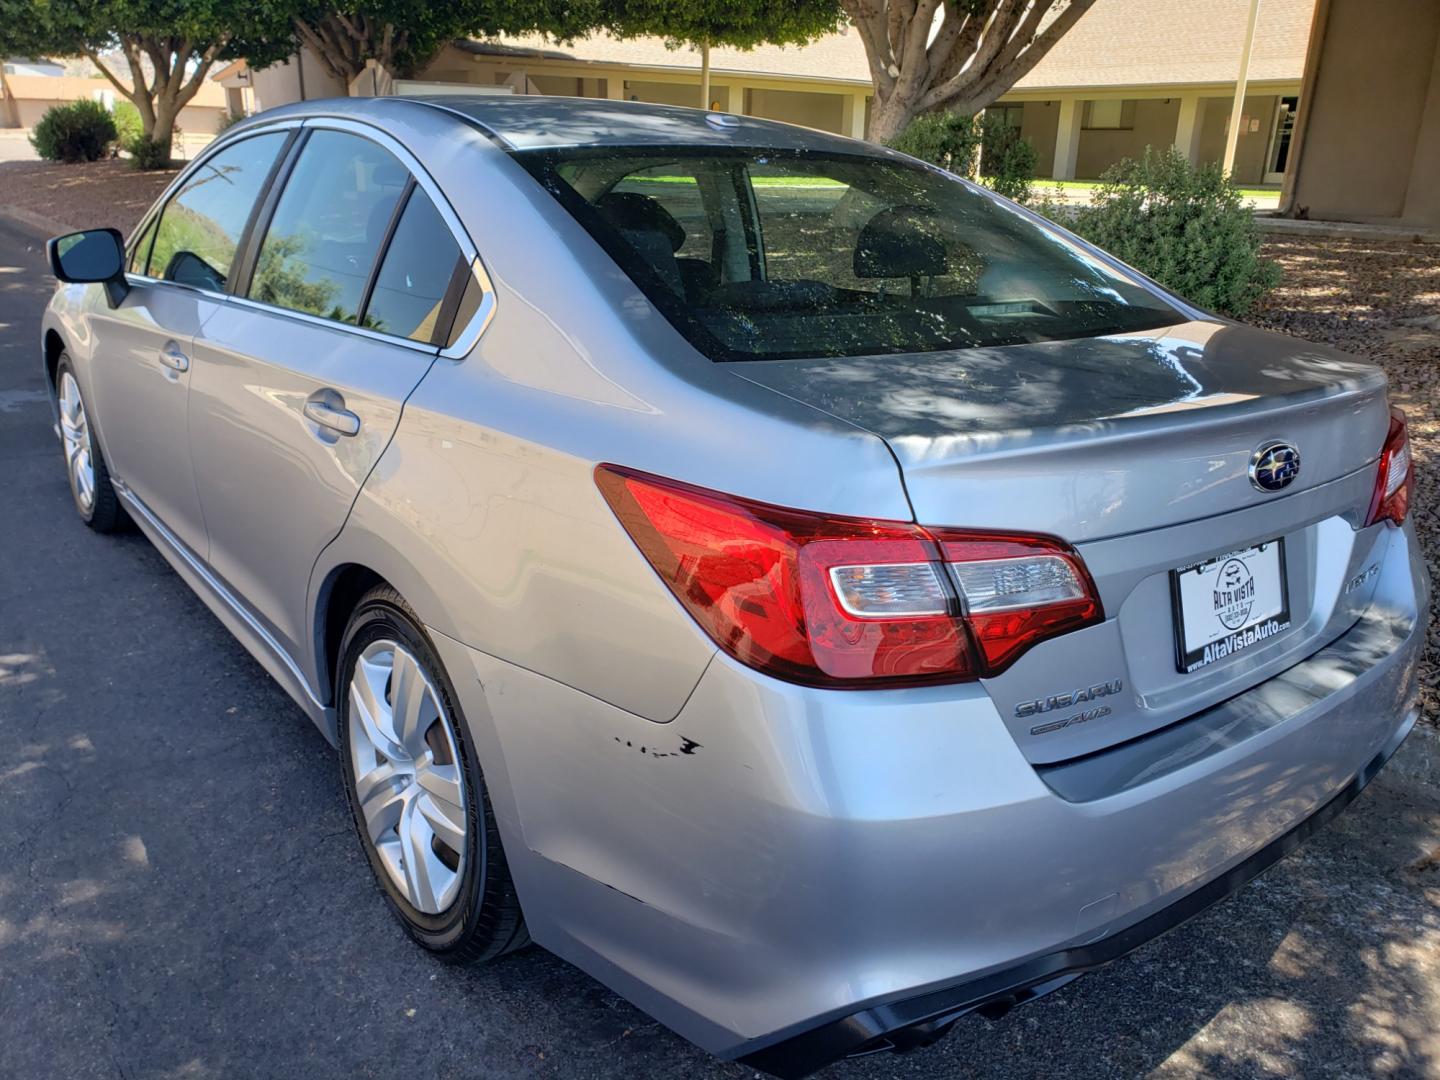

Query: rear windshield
513;146;1182;362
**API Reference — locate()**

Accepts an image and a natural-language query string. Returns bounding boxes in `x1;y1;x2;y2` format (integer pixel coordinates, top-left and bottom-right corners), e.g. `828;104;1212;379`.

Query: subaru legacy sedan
40;97;1425;1076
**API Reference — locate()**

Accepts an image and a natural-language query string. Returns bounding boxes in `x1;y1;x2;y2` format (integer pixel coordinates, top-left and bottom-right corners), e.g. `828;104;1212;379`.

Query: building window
989;103;1024;130
1082;100;1135;130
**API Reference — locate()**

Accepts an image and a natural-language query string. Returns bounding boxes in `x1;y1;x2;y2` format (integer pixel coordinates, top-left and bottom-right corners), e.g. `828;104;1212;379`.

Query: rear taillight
596;465;1102;688
1366;407;1413;528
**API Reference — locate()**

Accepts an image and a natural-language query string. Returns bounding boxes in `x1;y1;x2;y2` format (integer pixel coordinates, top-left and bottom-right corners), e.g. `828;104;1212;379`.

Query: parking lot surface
3;214;1440;1079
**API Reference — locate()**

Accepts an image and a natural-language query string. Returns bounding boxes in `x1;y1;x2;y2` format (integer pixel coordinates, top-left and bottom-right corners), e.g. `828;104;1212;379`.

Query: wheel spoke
416;789;466;854
390;649;433;758
349;661;406;762
415;762;463;813
354;761;406;842
399;799;440;912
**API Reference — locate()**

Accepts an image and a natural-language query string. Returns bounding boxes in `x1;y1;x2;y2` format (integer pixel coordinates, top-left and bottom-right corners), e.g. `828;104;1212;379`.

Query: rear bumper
737;707;1415;1077
432;519;1427;1076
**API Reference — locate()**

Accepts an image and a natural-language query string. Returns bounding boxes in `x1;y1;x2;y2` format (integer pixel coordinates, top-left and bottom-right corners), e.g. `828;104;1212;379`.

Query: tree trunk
151;94;180;161
843;0;1098;144
867;93;916;145
699;41;711;110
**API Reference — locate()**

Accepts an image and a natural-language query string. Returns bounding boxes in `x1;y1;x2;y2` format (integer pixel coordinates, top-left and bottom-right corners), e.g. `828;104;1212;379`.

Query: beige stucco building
0;67;229;133
1282;0;1440;226
217;0;1315;186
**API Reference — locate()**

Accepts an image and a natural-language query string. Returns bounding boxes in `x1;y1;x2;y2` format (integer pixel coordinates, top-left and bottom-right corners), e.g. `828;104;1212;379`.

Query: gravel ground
0;159;175;233
1253;236;1440;725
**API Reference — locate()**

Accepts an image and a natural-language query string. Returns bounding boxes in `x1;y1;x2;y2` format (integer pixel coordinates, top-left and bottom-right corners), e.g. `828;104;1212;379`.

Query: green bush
890;111;1037;203
979;114;1037;203
29;100;117;163
216;109;247;134
112;101;142;147
127;134;172;170
887;112;981;178
1057;147;1280;316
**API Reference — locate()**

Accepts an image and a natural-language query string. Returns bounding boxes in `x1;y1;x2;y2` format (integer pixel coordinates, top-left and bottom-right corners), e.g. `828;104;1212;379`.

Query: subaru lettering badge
1249;441;1300;492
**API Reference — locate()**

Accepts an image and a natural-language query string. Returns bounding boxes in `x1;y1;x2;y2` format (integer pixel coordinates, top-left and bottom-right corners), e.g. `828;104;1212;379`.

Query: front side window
148;131;287;291
362;188;463;343
249;130;408;324
127;214;158;275
517;147;1181;362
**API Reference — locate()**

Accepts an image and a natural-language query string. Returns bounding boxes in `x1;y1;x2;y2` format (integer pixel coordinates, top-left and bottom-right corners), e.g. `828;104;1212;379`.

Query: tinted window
518;148;1181;362
250;130;407;324
363;189;462;343
148;132;286;291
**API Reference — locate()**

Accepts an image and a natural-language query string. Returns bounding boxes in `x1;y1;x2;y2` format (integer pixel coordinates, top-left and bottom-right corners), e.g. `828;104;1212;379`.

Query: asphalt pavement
3;213;1440;1079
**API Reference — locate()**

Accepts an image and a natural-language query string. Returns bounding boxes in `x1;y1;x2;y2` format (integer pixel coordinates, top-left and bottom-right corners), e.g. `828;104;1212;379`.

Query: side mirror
46;228;128;308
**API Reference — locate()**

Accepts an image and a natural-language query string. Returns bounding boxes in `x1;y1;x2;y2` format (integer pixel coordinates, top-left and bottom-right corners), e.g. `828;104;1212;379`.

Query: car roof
256;94;894;158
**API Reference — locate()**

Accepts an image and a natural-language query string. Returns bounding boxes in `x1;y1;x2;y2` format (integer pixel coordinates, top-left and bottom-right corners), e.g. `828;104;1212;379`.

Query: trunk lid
733;320;1394;762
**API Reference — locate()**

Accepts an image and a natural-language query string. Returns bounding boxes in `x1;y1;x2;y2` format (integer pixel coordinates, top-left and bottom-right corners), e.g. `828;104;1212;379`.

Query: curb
1256;216;1440;243
0;204;79;238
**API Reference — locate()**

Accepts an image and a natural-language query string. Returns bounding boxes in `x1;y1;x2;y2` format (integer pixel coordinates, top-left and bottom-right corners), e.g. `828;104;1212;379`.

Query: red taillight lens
596;465;1103;688
934;533;1102;673
1366;407;1413;528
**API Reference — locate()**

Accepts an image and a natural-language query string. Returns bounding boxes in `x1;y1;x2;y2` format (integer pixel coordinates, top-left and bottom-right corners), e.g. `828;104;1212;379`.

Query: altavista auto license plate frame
1171;539;1291;674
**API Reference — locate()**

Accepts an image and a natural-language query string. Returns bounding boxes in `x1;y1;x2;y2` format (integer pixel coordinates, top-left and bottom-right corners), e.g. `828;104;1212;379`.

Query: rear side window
516;147;1181;362
147;132;287;291
363;188;463;343
249;130;407;325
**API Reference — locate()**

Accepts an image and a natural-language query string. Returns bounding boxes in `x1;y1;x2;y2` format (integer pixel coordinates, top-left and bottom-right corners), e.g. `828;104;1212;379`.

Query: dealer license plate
1171;540;1291;674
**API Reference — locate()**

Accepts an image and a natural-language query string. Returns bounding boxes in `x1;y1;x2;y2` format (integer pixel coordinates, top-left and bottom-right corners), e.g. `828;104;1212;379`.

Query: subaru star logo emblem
1250;441;1300;492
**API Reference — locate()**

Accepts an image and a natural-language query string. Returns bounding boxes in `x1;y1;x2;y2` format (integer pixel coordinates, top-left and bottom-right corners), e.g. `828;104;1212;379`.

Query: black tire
336;584;529;962
55;354;126;533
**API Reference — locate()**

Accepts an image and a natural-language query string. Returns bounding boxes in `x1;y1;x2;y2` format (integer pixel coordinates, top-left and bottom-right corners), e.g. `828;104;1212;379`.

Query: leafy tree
5;0;290;164
285;1;608;89
603;0;843;109
844;0;1096;143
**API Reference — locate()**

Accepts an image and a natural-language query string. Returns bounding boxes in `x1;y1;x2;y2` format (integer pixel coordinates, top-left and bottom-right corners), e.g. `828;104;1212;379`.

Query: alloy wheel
58;371;95;513
347;639;468;914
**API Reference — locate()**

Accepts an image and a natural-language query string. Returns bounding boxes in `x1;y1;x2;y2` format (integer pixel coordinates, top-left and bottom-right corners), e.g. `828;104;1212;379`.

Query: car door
186;122;473;663
85;129;292;556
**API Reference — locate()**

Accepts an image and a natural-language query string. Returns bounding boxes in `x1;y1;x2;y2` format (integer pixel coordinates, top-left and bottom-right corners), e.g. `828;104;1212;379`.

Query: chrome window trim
224;293;440;355
440;256;497;359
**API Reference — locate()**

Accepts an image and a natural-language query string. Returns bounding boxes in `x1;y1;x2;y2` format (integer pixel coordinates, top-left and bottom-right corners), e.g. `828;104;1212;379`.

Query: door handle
303;399;361;437
159;343;190;372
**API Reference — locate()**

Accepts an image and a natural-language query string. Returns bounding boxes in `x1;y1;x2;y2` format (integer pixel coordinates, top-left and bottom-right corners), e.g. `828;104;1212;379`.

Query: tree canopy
4;0;291;160
283;0;609;88
603;0;843;107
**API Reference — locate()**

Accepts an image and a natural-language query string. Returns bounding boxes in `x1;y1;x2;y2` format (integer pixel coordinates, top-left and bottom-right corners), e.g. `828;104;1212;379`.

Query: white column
1173;94;1203;164
605;76;625;100
1223;0;1262;176
1053;96;1081;180
840;92;868;139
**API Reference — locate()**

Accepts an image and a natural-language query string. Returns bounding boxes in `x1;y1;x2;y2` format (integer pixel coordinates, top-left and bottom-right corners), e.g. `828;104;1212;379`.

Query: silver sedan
40;96;1427;1077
